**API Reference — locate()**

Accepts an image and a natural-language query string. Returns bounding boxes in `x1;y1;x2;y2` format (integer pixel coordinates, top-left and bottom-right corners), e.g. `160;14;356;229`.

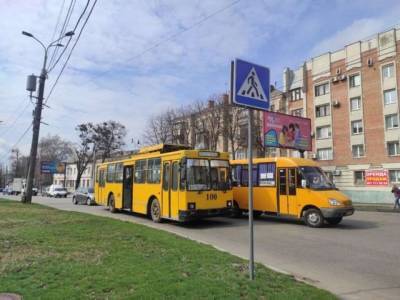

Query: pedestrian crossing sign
232;59;270;110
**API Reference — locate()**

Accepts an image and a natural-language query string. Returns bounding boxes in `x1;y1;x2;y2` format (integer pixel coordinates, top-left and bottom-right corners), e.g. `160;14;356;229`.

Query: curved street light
21;30;74;204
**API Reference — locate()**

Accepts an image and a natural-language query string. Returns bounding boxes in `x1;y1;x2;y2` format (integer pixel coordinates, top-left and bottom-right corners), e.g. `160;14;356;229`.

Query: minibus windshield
299;166;334;190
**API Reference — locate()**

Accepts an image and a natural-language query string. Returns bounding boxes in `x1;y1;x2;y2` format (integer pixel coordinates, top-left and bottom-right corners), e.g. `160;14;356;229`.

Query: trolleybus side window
106;164;115;183
115;163;124;183
172;162;179;190
134;160;147;183
147;158;161;184
162;163;170;191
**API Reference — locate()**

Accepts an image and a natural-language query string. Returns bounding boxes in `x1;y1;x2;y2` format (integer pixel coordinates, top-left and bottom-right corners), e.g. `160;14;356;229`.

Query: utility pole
21;30;74;204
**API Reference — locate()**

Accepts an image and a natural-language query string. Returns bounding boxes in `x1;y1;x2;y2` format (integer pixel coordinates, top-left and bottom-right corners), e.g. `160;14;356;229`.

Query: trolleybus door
162;161;180;219
98;168;106;204
122;165;133;210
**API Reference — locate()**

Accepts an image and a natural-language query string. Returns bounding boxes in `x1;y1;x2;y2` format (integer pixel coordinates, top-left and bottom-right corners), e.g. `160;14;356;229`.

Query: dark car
72;187;95;205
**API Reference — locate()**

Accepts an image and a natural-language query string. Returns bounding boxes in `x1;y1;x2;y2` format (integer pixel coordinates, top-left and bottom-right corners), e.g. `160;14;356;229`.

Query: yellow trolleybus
230;157;354;227
95;144;233;222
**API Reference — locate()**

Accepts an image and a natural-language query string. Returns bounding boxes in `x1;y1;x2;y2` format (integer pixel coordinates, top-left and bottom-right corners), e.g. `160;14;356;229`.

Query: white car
47;185;68;198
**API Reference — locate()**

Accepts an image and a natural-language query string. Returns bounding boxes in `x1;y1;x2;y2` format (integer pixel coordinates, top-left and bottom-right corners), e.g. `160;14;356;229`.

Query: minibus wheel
304;208;324;228
150;198;162;223
326;217;342;225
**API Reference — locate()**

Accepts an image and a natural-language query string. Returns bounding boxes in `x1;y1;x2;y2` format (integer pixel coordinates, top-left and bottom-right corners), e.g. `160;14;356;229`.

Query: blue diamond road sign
232;58;270;111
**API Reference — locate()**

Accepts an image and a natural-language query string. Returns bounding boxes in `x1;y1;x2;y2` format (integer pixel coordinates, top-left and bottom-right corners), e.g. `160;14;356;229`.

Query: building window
315;104;330;117
317;148;333;160
354;171;365;185
352;144;365;158
349;74;361;88
315;83;329;96
382;63;394;78
384;89;397;105
316;126;331;139
351;120;363;135
350;97;361;111
385;114;399;129
290;88;302;101
387;141;400;156
291;108;303;117
389;170;400;183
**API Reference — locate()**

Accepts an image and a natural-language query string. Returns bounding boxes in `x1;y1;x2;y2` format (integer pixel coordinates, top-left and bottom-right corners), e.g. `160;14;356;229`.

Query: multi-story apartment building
281;27;400;203
53;163;94;192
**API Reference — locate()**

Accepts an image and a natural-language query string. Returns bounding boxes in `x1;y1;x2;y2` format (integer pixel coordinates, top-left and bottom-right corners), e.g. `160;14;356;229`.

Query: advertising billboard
365;170;388;186
263;111;312;151
40;161;65;174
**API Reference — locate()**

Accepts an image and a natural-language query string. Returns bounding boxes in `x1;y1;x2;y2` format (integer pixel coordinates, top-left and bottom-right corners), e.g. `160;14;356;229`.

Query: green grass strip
0;199;335;299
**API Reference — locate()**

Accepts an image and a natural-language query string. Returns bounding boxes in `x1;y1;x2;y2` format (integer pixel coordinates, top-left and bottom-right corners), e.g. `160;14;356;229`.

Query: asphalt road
3;195;400;300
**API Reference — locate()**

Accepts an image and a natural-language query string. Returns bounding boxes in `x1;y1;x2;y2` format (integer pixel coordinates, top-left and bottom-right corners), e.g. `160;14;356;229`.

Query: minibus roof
230;157;319;167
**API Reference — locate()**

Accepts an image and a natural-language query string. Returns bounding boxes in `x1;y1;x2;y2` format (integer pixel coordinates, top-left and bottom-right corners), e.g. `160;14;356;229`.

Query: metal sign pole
248;108;255;280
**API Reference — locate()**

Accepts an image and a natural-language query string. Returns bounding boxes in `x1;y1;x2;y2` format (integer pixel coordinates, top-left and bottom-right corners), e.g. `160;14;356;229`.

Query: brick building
280;27;400;203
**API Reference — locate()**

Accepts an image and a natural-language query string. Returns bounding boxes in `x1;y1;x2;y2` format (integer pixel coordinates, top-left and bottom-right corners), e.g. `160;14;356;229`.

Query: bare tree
142;113;171;145
74;124;94;189
191;96;224;151
224;103;245;159
35;135;74;187
91;121;127;162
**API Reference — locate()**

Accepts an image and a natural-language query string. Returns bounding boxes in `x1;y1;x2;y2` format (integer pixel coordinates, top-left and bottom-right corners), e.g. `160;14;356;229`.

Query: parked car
47;185;68;198
32;187;38;196
72;187;95;205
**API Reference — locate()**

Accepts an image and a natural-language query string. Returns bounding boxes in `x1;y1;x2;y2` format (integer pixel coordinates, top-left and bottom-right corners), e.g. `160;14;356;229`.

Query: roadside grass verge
0;199;336;299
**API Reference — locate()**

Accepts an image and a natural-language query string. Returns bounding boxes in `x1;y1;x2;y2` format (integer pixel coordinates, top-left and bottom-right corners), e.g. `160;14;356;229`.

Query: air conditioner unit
332;100;340;107
336;68;341;75
311;153;317;159
340;74;347;81
333;170;342;176
367;58;374;67
331;76;339;83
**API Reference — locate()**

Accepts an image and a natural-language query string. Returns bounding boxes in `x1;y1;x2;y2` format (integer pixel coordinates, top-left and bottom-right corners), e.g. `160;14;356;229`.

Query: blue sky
0;0;399;163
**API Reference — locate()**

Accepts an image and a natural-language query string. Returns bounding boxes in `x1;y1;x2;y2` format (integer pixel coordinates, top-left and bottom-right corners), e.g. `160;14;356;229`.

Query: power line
48;0;77;69
50;0;67;42
0;123;33;163
0;101;31;139
45;0;241;105
48;0;91;73
45;0;98;104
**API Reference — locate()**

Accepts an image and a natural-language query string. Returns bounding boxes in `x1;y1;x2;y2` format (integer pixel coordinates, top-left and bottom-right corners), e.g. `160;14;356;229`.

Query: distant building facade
278;27;400;203
53;163;94;192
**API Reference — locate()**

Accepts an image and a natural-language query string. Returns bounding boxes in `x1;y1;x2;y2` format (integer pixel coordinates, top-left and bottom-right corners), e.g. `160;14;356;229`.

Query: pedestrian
391;184;400;210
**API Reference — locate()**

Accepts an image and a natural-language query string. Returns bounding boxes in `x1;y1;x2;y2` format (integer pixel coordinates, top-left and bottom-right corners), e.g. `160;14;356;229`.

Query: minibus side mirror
301;179;307;189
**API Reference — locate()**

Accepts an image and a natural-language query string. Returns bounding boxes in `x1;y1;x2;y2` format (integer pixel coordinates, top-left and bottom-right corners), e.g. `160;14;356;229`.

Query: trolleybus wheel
150;198;162;223
108;194;116;213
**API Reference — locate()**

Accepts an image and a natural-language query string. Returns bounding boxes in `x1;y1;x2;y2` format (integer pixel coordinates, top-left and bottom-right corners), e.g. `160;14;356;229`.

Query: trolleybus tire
150;198;162;223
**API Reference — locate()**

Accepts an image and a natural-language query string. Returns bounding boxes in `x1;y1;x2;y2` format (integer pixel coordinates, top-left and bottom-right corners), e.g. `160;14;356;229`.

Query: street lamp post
21;30;74;204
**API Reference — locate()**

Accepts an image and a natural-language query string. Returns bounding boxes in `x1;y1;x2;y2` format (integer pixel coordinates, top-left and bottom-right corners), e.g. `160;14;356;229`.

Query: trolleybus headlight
328;198;342;206
188;202;196;210
227;200;232;207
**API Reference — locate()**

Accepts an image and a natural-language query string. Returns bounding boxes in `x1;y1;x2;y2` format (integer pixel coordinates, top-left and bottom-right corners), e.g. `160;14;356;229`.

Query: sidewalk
354;203;399;213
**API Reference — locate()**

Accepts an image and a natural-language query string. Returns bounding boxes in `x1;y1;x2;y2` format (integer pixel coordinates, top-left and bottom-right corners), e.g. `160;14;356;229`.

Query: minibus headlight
328;198;342;206
188;202;196;210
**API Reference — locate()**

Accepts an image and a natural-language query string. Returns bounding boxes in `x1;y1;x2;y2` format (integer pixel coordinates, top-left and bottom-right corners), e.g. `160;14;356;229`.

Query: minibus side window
241;165;258;187
259;163;276;186
288;168;296;195
296;169;304;188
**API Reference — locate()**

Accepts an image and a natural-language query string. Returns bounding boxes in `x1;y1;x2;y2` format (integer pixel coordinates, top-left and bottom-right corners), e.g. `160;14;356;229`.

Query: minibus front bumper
178;208;230;221
320;206;355;218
